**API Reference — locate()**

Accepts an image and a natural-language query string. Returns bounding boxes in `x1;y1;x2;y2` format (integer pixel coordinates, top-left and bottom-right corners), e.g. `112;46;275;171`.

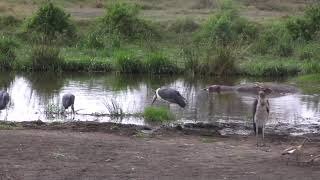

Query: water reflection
1;72;320;134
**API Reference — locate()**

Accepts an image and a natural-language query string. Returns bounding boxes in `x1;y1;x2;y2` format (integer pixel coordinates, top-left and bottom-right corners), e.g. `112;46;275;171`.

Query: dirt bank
0;121;319;180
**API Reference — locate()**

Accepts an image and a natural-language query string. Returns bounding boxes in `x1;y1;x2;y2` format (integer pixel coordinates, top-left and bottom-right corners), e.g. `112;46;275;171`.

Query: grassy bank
1;0;320;77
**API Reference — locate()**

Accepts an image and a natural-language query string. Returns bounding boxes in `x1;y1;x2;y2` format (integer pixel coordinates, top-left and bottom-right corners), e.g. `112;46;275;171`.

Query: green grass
143;106;175;123
1;0;320;78
291;74;320;94
0;122;19;130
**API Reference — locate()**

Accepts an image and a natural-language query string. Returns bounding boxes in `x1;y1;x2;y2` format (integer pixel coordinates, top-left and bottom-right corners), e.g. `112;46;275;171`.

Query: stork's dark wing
252;98;258;135
266;99;270;114
158;88;186;108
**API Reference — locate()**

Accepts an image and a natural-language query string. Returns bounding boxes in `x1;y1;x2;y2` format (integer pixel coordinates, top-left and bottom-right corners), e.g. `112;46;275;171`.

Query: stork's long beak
151;95;157;105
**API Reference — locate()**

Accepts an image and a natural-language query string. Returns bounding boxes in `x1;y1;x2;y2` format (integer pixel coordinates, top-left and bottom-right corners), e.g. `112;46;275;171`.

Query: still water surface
1;72;319;134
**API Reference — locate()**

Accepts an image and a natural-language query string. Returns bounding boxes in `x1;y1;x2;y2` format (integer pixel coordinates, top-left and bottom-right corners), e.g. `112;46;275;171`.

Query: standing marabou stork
253;90;270;146
0;90;10;120
151;88;186;108
61;93;75;119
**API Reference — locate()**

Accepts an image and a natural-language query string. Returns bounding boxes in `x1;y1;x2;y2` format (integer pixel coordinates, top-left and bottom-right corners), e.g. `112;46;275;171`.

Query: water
1;72;320;134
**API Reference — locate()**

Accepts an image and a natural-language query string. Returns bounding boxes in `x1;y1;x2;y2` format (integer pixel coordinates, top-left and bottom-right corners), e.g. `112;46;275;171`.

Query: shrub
30;45;62;71
199;46;238;76
286;4;320;41
25;2;76;40
145;52;179;74
143;106;175;123
114;50;144;73
195;0;257;46
98;2;158;40
84;30;121;49
254;23;293;57
0;36;17;70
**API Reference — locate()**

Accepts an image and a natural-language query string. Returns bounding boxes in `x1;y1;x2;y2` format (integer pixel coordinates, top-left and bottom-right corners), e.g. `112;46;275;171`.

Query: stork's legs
262;125;265;146
256;125;259;146
5;107;8;121
71;104;75;120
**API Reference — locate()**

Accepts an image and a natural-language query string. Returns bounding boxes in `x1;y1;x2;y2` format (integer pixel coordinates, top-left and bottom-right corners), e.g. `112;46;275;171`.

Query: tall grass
30;45;62;71
0;36;17;70
253;22;294;57
114;50;144;73
143;106;175;123
145;52;180;74
292;74;320;94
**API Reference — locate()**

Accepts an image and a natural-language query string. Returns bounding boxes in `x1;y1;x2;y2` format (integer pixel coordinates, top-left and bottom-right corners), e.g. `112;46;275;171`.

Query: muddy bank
2;120;320;138
0;129;319;180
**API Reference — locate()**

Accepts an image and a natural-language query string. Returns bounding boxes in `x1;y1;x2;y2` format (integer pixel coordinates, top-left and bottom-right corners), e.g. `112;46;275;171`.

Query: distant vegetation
0;0;320;77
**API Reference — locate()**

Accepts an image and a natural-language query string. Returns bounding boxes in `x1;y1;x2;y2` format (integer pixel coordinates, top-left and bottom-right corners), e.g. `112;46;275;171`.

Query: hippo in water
203;83;300;95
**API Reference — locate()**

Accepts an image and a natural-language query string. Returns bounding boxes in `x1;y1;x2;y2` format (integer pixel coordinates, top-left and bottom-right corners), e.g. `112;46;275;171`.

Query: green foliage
25;2;76;40
30;45;62;71
286;4;320;41
301;61;320;74
0;36;17;70
84;30;121;49
195;1;257;46
0;15;20;27
254;23;293;57
98;2;158;40
240;58;300;76
145;52;179;74
181;45;199;73
143;106;175;123
199;46;238;76
114;50;144;73
292;74;320;94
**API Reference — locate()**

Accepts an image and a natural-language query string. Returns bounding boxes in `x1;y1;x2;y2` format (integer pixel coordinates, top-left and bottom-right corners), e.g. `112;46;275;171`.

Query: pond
1;72;320;135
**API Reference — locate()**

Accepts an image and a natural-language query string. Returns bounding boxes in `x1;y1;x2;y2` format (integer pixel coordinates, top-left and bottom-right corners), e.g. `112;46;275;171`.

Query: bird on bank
0;90;10;120
61;93;75;119
282;137;310;163
253;90;270;147
151;88;186;108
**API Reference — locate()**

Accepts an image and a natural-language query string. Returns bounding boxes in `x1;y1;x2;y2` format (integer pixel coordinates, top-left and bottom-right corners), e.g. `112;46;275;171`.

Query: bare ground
0;124;319;180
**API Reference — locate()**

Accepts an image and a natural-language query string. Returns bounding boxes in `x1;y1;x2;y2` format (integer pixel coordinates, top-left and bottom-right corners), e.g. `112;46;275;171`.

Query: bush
199;46;238;76
143;106;175;123
98;2;158;40
195;0;257;46
30;45;62;71
25;2;76;40
286;4;320;41
145;52;179;74
114;50;144;73
254;23;293;57
0;36;17;70
84;30;121;49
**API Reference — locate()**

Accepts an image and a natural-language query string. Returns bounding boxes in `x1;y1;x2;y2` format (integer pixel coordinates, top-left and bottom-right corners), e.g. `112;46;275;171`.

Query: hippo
203;83;300;95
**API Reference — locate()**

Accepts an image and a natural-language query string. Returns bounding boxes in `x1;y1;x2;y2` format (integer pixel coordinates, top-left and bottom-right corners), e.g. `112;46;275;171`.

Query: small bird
253;90;270;146
61;93;75;119
0;90;10;120
282;137;310;163
151;88;186;108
